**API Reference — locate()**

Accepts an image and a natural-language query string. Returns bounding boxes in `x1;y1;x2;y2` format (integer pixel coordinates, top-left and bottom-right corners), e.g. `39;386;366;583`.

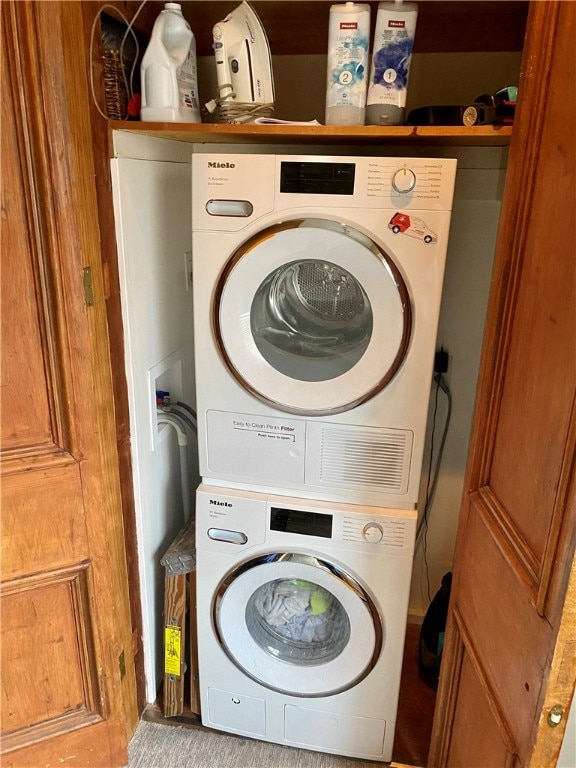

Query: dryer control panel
191;153;458;236
280;161;355;196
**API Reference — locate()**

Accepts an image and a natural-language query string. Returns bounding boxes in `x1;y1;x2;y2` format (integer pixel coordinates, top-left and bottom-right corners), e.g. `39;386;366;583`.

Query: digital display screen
280;162;355;195
270;507;333;538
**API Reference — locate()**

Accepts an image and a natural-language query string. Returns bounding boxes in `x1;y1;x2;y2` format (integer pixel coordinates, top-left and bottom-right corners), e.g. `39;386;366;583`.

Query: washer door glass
216;219;411;415
214;553;383;697
246;578;350;665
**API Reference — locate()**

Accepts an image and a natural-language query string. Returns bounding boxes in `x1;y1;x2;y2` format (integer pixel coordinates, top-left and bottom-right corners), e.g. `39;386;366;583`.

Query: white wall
111;134;198;702
197;52;521;124
558;695;576;768
410;148;506;618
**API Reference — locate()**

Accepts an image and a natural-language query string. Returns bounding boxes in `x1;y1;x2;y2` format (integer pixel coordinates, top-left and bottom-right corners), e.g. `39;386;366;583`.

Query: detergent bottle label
177;47;200;111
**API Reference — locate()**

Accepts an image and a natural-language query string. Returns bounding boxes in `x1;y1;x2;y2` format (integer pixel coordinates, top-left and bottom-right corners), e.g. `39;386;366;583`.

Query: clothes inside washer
249;578;350;661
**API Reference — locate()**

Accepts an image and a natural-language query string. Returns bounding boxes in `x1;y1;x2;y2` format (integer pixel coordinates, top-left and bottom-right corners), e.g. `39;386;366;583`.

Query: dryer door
213;552;383;697
215;219;411;415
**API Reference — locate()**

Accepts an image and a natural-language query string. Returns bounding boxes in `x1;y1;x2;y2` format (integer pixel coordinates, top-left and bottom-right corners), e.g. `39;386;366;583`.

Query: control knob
392;168;416;194
362;522;384;543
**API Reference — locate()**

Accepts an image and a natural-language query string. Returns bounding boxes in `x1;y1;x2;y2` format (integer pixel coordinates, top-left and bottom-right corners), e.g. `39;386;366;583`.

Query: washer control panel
196;485;416;557
343;515;408;549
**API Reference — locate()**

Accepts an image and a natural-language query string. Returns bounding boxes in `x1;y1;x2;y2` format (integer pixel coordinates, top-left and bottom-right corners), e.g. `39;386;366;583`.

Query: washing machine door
213;552;383;697
215;219;411;415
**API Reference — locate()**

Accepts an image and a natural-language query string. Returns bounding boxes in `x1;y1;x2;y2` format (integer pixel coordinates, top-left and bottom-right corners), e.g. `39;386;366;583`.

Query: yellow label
164;626;181;676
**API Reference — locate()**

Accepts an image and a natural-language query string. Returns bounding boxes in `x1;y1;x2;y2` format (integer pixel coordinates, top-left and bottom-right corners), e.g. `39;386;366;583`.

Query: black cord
423;377;440;602
416;372;453;603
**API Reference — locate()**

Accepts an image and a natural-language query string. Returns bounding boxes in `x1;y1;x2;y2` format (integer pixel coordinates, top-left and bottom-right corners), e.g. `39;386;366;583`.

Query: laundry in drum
255;579;337;642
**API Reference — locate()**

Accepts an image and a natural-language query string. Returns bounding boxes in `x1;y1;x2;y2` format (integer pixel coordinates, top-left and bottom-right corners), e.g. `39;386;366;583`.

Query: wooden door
429;2;576;765
1;3;138;766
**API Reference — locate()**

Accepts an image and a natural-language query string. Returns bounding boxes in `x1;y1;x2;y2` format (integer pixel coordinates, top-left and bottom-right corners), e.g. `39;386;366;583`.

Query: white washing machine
192;153;457;508
195;484;416;762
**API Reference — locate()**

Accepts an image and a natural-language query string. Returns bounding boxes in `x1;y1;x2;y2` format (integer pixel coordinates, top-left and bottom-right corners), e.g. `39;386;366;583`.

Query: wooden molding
1;2;74;458
528;555;576;767
469;0;561;490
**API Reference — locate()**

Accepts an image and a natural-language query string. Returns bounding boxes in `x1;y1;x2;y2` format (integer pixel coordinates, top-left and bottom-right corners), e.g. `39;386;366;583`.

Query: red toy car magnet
388;212;438;244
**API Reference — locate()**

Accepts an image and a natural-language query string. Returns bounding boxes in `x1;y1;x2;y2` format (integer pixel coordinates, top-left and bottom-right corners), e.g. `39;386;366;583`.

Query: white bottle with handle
140;2;201;123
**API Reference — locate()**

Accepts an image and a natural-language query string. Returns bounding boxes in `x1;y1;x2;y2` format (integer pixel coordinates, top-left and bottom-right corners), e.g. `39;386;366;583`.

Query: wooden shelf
109;121;513;147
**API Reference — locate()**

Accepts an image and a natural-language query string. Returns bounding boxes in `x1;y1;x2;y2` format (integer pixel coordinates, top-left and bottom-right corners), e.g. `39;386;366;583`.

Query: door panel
1;567;103;749
1;3;137;765
0;62;54;452
429;2;576;766
456;501;551;747
1;468;87;577
446;649;516;768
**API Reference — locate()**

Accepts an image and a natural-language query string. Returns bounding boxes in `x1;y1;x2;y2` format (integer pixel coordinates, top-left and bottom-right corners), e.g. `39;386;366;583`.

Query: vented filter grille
318;426;412;493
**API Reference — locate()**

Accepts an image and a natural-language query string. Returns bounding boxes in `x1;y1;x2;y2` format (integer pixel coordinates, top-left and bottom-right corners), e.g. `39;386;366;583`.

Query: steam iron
207;1;275;124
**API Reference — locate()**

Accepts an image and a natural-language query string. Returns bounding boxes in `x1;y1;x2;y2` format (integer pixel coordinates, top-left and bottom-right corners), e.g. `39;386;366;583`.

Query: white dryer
195;484;417;762
192;153;457;508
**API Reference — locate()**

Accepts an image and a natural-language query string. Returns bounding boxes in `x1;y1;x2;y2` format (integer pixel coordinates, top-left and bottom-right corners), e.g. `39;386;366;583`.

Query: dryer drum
293;261;364;321
251;258;373;382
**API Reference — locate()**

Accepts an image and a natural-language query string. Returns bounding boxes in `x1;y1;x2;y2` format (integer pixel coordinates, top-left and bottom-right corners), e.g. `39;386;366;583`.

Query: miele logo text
388;19;406;27
209;499;232;507
208;162;236;169
340;21;358;29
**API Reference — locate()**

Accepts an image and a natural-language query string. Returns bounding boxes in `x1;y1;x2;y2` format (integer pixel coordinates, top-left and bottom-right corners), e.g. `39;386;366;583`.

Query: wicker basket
102;47;128;120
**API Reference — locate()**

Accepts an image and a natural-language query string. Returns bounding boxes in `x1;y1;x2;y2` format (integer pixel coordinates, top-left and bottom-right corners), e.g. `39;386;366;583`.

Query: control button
392;168;416;194
208;528;248;545
362;522;384;543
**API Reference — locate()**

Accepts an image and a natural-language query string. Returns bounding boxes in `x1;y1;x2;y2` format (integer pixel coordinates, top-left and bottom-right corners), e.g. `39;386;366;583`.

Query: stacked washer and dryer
191;152;457;762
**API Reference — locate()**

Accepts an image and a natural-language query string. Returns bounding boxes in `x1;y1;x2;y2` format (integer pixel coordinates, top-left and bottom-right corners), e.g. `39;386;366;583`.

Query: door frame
428;1;576;764
1;1;138;762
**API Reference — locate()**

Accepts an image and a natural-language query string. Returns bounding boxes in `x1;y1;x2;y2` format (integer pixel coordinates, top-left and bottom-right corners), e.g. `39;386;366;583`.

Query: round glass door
215;219;411;415
213;553;383;697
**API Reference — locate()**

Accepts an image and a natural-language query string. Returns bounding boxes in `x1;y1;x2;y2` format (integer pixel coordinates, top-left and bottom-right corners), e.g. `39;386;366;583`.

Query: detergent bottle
140;2;201;123
366;0;419;125
325;2;371;125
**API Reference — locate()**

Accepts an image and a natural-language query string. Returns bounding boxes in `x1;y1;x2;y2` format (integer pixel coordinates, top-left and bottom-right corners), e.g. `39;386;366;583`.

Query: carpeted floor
127;720;386;768
126;624;433;767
